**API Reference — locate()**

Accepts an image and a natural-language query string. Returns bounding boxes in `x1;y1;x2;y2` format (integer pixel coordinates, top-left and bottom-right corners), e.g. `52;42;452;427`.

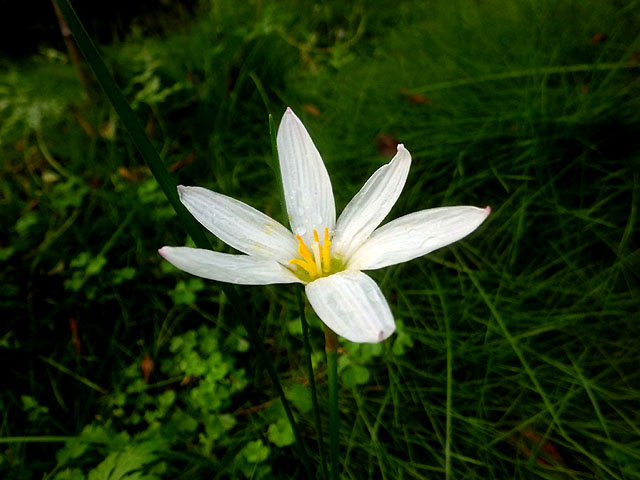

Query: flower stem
324;326;340;480
297;287;328;480
53;1;312;476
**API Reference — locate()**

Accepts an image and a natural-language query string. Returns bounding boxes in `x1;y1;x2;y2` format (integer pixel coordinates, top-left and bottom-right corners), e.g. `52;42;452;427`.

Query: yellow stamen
311;230;323;274
296;234;314;266
322;227;331;273
289;228;332;280
289;258;317;277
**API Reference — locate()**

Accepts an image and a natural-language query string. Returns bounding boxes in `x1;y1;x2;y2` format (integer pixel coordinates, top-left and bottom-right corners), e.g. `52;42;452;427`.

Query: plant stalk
298;287;328;480
325;326;340;480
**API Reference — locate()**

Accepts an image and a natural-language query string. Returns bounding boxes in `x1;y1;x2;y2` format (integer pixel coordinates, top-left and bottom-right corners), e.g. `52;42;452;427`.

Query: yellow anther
289;228;332;280
322;227;331;273
289;258;317;277
296;234;314;266
311;230;323;274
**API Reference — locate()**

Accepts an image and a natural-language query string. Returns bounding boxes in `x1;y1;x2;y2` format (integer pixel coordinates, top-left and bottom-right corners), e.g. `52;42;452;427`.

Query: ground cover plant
1;0;639;478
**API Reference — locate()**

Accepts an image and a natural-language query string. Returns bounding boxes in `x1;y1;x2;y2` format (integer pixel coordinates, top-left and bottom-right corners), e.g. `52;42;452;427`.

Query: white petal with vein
158;247;302;285
305;271;395;343
333;145;411;260
349;206;490;270
178;186;297;262
277;108;335;245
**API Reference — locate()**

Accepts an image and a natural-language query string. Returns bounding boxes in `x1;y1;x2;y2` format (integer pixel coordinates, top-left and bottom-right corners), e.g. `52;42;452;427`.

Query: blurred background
1;1;639;479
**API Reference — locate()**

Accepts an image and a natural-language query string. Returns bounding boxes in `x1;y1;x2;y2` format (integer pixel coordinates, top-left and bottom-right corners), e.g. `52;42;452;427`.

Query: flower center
289;227;332;280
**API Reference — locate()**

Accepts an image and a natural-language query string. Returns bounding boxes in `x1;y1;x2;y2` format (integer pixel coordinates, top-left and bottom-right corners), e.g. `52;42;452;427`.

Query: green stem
442;292;452;480
53;1;311;476
298;287;328;480
325;327;340;480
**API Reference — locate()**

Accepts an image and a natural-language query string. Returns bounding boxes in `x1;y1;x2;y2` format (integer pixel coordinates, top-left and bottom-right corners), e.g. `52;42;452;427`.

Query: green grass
1;0;639;478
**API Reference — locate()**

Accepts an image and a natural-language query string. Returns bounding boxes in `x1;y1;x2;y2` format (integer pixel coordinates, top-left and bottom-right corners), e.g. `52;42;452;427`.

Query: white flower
159;108;490;343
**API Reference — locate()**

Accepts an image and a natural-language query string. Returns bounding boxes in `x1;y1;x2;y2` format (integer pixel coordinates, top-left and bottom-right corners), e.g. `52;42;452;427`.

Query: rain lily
159;108;490;343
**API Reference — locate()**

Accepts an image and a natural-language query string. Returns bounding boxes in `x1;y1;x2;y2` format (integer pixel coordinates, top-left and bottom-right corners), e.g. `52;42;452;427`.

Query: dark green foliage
1;0;639;478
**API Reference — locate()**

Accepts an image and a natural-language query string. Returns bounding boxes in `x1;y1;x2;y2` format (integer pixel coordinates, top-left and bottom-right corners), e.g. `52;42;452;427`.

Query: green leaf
0;331;19;349
20;395;41;411
218;413;237;431
169;281;195;305
391;327;414;356
341;364;371;389
64;271;85;292
230;368;249;393
169;278;204;305
343;341;383;363
268;417;294;447
225;326;250;352
159;260;179;274
77;424;129;448
235;336;250;353
136;179;165;205
70;252;91;269
198;333;218;355
311;351;324;369
0;246;15;261
286;384;312;413
15;212;39;235
50;178;89;210
240;439;269;464
86;451;119;480
113;267;136;284
286;318;303;335
157;390;176;411
86;255;107;275
21;395;49;422
170;411;199;434
53;468;86;480
56;437;89;464
203;413;237;441
337;354;350;374
87;444;158;480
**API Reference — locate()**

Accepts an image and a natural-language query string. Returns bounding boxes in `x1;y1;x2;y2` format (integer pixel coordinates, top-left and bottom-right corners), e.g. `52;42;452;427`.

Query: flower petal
158;247;302;285
277;108;335;245
178;186;298;262
332;144;411;260
348;206;491;270
305;271;395;343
